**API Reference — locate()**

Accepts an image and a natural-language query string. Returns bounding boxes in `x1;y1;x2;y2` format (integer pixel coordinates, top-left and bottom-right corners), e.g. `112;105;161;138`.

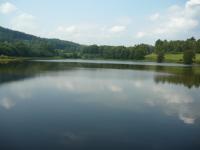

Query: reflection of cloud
0;81;33;110
52;76;124;94
62;132;83;144
133;80;143;88
153;86;193;104
51;74;200;125
146;84;198;125
0;69;198;126
109;85;122;93
50;74;199;126
0;97;15;110
179;114;195;125
56;81;75;91
12;85;32;100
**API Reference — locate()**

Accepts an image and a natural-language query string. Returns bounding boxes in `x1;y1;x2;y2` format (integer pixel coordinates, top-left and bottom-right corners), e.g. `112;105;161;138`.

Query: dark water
0;60;200;150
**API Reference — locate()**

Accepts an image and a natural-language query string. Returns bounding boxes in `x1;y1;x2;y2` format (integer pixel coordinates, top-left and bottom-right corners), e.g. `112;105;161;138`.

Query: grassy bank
1;54;200;64
0;56;28;64
145;53;200;64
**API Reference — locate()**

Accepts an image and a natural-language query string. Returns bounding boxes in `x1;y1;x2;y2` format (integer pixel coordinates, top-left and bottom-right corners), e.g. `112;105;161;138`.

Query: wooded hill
0;26;81;56
0;26;200;64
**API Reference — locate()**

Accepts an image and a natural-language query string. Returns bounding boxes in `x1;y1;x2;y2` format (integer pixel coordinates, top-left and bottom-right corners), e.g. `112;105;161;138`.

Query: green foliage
183;50;195;64
155;37;200;64
182;38;197;64
157;52;165;63
1;26;200;64
155;39;165;63
197;39;200;53
81;44;153;60
155;37;199;54
0;26;81;57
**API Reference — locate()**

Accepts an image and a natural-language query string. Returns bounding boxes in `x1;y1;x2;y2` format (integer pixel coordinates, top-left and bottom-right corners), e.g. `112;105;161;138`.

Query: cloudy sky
0;0;200;45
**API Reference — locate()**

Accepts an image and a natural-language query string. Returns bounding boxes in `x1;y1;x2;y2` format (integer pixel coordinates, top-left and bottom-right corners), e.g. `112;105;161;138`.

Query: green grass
0;55;27;64
145;53;200;64
1;54;200;64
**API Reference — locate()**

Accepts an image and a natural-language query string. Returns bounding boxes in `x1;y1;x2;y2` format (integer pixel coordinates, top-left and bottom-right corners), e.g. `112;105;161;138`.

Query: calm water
0;60;200;150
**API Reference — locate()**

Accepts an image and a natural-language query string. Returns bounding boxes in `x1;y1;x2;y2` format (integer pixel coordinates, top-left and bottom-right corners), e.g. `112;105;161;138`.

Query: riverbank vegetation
1;26;200;64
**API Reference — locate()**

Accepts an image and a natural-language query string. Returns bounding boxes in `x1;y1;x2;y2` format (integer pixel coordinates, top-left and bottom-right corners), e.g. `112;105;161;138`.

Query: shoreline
1;54;200;65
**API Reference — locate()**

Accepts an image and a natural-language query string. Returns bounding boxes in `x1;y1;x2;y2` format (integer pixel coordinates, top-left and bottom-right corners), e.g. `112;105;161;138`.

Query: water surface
0;60;200;150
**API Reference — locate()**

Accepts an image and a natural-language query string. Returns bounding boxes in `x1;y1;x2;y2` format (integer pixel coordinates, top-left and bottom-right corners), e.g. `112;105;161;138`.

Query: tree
183;49;195;64
182;37;196;64
14;41;30;56
155;39;165;63
157;52;165;63
196;39;200;53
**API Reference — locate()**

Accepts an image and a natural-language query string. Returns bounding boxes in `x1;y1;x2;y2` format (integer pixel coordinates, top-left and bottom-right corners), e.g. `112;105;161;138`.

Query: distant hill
0;26;81;51
0;26;154;59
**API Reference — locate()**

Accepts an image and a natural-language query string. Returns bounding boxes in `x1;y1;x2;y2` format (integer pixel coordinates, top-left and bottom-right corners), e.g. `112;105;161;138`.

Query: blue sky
0;0;200;45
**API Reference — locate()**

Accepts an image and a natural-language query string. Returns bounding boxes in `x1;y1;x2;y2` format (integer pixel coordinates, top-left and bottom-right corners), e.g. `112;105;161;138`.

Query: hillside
0;26;81;56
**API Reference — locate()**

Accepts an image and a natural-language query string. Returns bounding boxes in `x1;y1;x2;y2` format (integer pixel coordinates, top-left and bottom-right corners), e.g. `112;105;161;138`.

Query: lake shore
145;53;200;64
1;53;200;64
0;56;28;64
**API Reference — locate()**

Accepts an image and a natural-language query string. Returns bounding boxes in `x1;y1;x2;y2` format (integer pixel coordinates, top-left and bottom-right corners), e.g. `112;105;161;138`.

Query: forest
0;26;200;64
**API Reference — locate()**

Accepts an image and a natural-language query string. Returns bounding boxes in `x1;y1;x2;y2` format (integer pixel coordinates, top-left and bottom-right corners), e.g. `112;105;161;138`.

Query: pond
0;59;200;150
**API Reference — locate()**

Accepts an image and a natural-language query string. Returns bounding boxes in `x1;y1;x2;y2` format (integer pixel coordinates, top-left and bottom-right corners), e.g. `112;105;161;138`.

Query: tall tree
155;39;165;63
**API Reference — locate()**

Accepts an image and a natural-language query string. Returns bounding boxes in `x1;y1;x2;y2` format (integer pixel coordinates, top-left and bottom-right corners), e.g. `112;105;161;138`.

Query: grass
145;53;200;64
1;53;200;64
0;55;28;64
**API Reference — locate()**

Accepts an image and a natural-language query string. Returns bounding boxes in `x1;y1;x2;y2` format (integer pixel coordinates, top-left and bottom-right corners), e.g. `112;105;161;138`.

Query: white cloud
48;24;96;43
56;26;77;33
155;17;198;34
49;23;128;45
11;13;38;34
186;0;200;8
136;31;146;38
136;0;200;39
149;13;160;21
116;16;132;25
0;2;17;14
109;25;126;33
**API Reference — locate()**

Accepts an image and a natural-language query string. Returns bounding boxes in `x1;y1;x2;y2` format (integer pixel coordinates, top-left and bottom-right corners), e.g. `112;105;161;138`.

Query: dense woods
79;44;153;60
155;37;200;64
0;26;80;57
0;26;200;64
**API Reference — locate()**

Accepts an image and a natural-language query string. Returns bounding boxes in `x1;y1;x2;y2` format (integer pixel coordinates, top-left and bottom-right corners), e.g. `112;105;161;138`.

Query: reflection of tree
0;62;74;85
1;61;200;89
154;66;200;88
155;74;200;88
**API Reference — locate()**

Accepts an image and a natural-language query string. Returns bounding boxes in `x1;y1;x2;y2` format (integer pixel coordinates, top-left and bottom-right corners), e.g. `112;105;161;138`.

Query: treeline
155;37;200;64
0;26;80;57
79;44;153;60
0;41;58;57
63;37;200;64
155;37;200;53
1;26;200;64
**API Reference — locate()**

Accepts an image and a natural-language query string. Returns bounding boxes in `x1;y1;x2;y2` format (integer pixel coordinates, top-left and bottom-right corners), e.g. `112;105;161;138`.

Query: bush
157;52;165;63
183;50;195;64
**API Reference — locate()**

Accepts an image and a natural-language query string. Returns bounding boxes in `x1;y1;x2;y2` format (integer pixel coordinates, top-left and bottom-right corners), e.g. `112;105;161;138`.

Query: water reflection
0;97;15;110
0;63;199;125
155;74;200;88
0;61;200;149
